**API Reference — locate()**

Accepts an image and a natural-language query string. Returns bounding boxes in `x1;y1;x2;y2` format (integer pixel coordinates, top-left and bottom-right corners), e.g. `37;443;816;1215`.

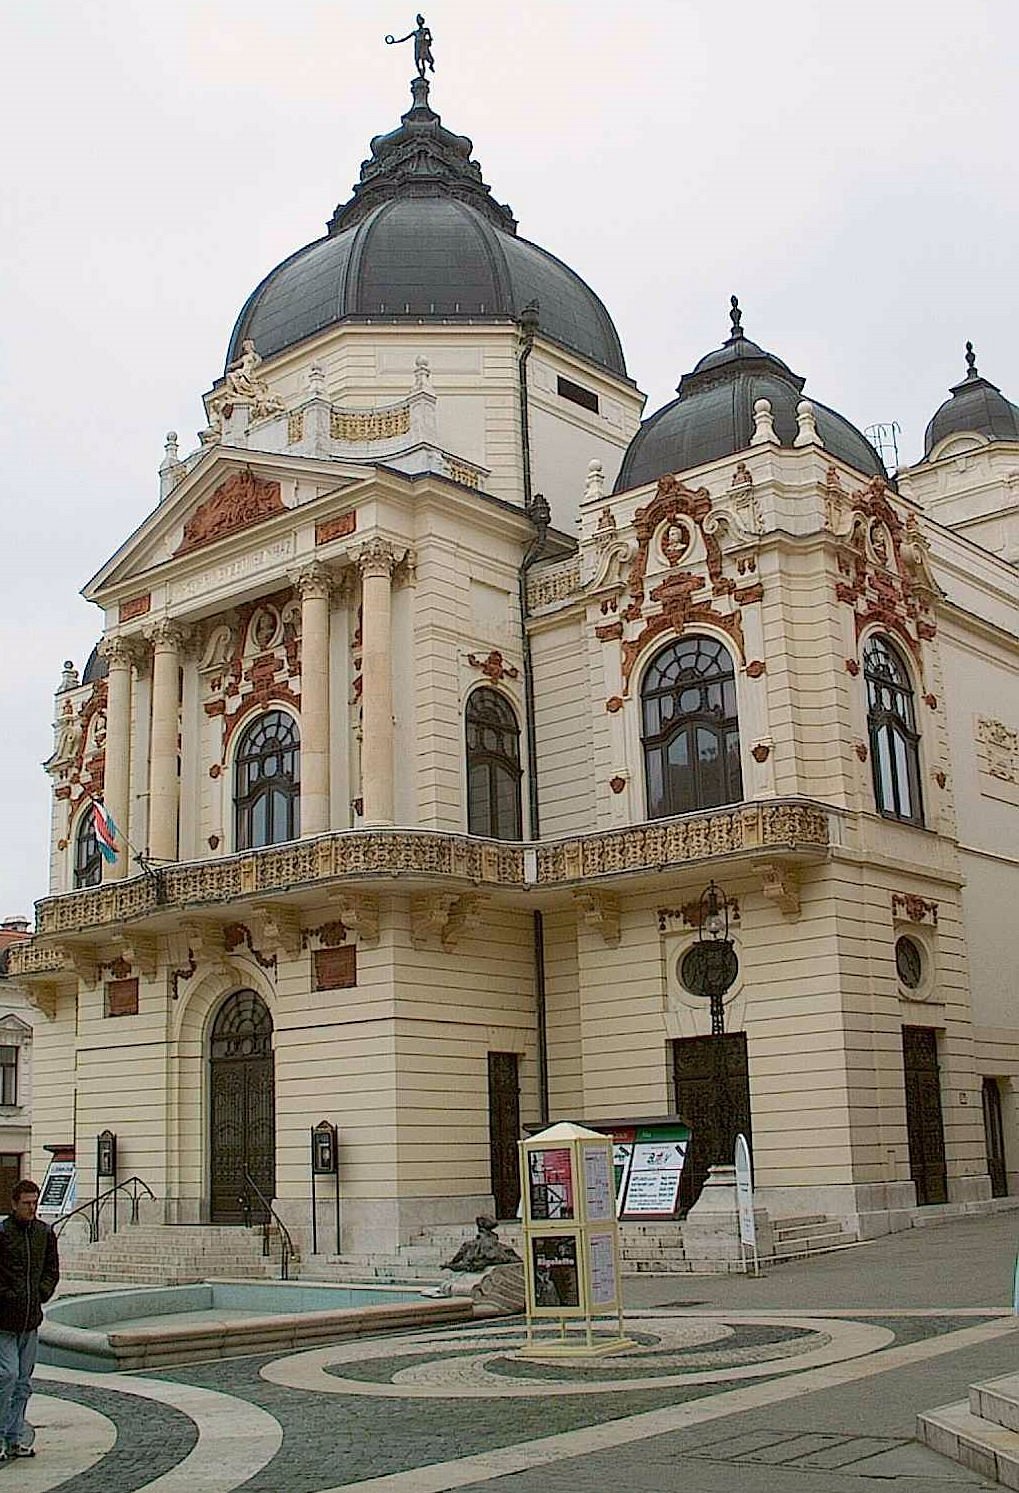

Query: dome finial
728;295;744;343
385;13;435;80
965;340;978;379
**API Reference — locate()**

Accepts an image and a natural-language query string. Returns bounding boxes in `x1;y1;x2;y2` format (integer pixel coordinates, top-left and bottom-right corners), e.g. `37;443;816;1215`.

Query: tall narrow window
0;1049;17;1107
234;710;301;851
864;636;923;826
466;689;522;840
641;636;743;819
74;811;102;889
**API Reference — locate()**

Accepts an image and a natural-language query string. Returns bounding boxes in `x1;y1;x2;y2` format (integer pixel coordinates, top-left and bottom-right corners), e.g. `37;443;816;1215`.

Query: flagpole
88;797;167;893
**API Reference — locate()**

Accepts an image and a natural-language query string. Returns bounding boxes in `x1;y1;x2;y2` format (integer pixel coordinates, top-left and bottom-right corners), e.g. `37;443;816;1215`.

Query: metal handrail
241;1171;295;1280
53;1176;156;1244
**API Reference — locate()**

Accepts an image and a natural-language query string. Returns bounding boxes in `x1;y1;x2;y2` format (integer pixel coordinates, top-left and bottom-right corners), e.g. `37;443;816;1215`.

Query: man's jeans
0;1330;37;1449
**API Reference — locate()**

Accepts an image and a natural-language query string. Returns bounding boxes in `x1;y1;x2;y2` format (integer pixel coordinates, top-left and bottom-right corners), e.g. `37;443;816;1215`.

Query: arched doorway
209;989;276;1223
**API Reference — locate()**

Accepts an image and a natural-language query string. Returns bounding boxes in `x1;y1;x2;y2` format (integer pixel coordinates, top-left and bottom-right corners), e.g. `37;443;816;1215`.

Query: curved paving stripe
261;1313;894;1399
0;1394;115;1491
36;1364;283;1492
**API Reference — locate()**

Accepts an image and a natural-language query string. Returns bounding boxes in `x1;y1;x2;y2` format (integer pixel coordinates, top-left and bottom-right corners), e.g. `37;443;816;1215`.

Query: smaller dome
924;343;1019;456
615;299;885;493
82;644;108;684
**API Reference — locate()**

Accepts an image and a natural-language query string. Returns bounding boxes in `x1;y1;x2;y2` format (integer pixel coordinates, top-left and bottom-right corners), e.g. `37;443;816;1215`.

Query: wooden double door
902;1026;948;1206
209;990;276;1224
488;1052;521;1219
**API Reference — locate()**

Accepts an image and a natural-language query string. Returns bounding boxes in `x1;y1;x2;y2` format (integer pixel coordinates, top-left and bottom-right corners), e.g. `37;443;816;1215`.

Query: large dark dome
227;79;626;379
924;344;1019;456
615;305;885;492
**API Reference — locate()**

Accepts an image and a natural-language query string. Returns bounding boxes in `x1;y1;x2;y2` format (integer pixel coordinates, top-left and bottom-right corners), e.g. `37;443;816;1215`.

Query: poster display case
519;1121;634;1355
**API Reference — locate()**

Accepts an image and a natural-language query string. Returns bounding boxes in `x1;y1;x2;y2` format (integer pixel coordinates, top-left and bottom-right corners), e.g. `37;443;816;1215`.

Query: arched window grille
210;988;273;1060
641;636;743;819
864;635;923;826
74;810;102;889
465;688;523;840
234;710;301;851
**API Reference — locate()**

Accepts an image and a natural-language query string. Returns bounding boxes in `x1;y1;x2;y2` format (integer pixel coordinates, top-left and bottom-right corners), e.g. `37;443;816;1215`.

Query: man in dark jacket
0;1180;59;1461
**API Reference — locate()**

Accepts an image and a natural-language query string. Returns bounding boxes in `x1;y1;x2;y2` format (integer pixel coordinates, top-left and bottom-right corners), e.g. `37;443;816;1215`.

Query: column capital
145;618;190;651
291;560;334;602
98;635;143;669
356;538;398;581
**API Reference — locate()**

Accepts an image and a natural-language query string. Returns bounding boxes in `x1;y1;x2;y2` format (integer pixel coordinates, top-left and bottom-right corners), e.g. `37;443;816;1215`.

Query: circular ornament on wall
895;935;924;991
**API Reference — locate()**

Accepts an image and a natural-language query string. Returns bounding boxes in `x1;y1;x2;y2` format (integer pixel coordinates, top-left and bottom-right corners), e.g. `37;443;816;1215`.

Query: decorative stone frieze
892;893;939;926
13;803;831;949
526;556;582;611
118;593;151;623
976;716;1019;784
331;406;410;442
315;511;358;546
467;650;519;683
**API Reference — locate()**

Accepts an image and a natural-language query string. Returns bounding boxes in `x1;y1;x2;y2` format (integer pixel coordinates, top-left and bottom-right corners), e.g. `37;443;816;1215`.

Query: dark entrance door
209;990;275;1224
983;1077;1008;1198
673;1033;751;1214
488;1052;521;1219
901;1026;948;1206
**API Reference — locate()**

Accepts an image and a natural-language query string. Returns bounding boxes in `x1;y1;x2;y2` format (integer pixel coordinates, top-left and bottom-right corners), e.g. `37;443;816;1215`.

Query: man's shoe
0;1447;8;1464
8;1446;34;1459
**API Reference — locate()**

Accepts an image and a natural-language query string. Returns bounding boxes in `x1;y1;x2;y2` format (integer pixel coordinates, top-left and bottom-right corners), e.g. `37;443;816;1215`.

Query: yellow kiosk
519;1121;634;1356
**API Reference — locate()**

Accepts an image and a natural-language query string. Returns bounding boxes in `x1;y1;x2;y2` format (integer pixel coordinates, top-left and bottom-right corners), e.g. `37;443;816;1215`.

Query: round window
895;935;924;990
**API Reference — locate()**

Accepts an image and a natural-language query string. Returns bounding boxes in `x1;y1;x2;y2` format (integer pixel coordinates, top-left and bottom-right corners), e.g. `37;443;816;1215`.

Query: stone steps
918;1372;1019;1487
59;1223;287;1285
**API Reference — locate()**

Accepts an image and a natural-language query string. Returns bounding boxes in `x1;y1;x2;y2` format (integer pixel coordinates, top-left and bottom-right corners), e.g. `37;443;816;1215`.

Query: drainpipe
516;300;550;1123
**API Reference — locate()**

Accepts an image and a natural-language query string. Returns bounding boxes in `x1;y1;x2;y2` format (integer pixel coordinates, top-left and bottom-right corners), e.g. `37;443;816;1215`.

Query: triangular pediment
84;448;374;603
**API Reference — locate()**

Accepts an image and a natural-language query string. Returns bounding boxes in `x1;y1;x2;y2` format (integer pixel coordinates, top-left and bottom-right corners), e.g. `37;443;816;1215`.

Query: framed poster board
530;1233;580;1311
582;1143;614;1222
526;1146;575;1221
588;1231;620;1307
38;1161;77;1222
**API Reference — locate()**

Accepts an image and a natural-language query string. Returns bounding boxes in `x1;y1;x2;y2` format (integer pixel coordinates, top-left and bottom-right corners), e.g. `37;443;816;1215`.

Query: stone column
98;637;135;881
294;562;333;837
147;620;186;862
357;540;397;826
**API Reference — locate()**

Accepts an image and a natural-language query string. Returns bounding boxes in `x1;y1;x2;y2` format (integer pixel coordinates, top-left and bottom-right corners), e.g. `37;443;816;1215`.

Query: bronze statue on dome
385;14;434;77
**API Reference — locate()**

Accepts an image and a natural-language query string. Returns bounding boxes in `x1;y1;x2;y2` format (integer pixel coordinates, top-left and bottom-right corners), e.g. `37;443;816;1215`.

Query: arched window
465;688;523;840
74;810;102;889
641;635;743;819
864;636;923;826
234;710;300;851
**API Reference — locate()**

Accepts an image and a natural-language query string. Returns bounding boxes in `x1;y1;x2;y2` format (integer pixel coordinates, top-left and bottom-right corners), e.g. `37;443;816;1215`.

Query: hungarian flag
91;800;119;864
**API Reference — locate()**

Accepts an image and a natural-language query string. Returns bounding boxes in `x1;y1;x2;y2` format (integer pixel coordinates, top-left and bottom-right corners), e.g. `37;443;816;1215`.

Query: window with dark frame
466;688;523;840
0;1049;16;1106
234;710;301;851
74;811;102;889
641;635;743;819
556;376;599;414
864;636;924;827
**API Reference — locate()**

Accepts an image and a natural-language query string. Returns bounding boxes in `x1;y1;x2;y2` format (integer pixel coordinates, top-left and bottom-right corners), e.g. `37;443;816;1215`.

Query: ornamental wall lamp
682;881;739;1037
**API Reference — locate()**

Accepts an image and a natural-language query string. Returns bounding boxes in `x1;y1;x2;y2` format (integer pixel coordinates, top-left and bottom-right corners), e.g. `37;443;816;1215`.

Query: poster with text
588;1232;619;1305
583;1145;614;1221
620;1135;688;1217
531;1233;580;1308
527;1147;575;1220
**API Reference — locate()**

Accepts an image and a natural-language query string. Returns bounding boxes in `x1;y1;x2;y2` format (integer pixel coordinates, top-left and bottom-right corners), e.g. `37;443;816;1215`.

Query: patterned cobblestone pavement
24;1308;1010;1491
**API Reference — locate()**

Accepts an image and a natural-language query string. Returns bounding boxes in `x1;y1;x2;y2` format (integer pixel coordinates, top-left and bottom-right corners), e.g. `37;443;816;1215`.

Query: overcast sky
2;0;1017;919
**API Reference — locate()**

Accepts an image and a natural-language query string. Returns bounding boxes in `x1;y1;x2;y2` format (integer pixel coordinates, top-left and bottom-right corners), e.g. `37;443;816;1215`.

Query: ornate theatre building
11;59;1019;1260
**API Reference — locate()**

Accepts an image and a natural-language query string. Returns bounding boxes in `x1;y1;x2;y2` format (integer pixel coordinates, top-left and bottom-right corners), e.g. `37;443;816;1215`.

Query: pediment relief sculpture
174;470;285;557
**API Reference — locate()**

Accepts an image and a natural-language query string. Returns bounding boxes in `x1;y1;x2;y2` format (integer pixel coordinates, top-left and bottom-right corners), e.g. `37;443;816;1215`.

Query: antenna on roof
865;421;901;470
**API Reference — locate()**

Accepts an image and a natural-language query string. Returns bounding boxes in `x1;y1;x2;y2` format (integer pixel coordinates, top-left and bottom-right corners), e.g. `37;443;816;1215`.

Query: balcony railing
8;800;831;975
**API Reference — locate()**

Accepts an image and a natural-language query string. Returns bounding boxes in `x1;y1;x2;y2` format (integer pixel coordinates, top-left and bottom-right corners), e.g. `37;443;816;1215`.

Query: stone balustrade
9;801;831;971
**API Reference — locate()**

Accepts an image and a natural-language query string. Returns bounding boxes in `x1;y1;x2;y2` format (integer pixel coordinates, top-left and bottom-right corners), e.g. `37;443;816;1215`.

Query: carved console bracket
115;935;157;980
573;889;621;946
24;984;57;1021
176;919;227;969
757;861;801;917
411;892;487;952
329;894;379;948
249;903;303;960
